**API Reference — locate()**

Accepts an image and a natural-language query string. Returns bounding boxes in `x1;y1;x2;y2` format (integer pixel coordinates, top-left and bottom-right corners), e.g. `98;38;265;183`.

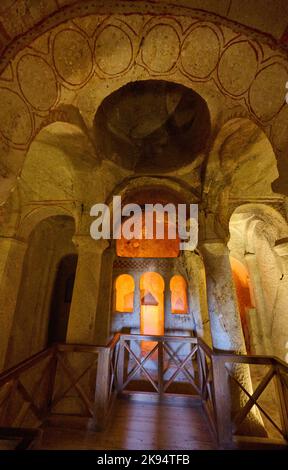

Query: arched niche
140;272;165;351
170;275;188;314
228;203;288;359
204;118;283;237
114;274;135;313
110;183;196;259
48;253;78;345
5;214;76;367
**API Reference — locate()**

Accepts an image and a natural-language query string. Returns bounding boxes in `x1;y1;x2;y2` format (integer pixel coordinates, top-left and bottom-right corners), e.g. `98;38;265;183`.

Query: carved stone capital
72;235;109;254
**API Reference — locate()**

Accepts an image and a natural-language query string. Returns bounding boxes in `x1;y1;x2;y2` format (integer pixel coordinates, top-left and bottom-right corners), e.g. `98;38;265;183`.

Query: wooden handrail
119;333;198;343
1;335;285;380
208;353;288;369
106;332;121;350
0;333;287;449
197;337;213;356
0;346;55;386
56;343;103;353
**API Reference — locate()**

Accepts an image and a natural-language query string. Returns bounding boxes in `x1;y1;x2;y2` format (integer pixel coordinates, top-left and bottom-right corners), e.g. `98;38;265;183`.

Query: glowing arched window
170;275;188;314
115;274;135;313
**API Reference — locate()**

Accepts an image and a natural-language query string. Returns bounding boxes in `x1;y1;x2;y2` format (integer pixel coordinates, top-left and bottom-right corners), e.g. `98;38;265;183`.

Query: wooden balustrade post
275;365;288;440
44;347;58;418
158;340;164;397
94;347;110;430
211;355;233;448
196;344;204;395
117;337;124;393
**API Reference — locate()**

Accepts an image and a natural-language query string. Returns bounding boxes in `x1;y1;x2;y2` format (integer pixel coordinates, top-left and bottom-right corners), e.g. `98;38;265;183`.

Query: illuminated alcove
140;272;164;354
170;275;188;314
115;274;135;313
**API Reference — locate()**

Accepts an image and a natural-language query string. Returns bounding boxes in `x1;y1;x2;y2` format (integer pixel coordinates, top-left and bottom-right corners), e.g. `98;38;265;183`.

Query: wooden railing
116;334;200;397
0;427;42;450
0;334;287;449
0;347;55;429
209;351;288;447
0;338;119;436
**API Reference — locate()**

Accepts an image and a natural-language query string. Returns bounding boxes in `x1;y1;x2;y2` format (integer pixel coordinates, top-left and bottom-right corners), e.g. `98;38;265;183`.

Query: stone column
94;245;115;345
272;241;288;361
200;239;265;437
200;240;246;352
183;251;212;345
244;253;271;355
66;236;108;344
0;237;27;370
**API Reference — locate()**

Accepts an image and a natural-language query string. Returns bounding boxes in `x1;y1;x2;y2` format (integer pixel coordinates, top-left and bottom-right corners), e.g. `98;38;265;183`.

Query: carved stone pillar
0;237;27;370
200;239;246;353
272;241;288;361
183;250;211;345
94;245;115;345
200;239;265;437
66;236;108;344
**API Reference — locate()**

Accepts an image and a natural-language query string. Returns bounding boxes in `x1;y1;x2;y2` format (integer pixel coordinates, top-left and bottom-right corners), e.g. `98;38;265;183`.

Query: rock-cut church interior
0;0;288;451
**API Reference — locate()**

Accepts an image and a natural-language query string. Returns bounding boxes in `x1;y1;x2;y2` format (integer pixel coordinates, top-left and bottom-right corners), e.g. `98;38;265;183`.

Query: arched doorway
5;215;76;368
48;254;78;345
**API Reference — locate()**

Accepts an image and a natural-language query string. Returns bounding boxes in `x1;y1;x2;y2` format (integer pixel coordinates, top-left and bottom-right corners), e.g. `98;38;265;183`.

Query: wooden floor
38;397;217;450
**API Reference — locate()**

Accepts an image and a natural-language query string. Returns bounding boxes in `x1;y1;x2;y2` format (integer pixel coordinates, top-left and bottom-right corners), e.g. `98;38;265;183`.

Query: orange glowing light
140;272;164;354
115;274;135;312
170;275;188;314
116;211;180;258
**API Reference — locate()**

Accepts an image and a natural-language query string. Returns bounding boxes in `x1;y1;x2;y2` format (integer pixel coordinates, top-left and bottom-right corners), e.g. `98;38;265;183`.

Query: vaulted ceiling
0;0;288;208
0;0;288;60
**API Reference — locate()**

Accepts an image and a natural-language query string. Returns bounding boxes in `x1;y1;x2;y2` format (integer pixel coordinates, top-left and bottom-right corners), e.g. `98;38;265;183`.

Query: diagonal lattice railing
0;333;287;449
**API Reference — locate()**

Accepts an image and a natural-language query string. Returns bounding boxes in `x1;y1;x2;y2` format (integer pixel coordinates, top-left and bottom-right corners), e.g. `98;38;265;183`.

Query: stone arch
0;13;287;203
5;213;77;367
203;117;285;239
228;203;288;357
229;203;288;255
18;205;77;241
105;176;198;209
21;118;96;185
103;176;199;254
